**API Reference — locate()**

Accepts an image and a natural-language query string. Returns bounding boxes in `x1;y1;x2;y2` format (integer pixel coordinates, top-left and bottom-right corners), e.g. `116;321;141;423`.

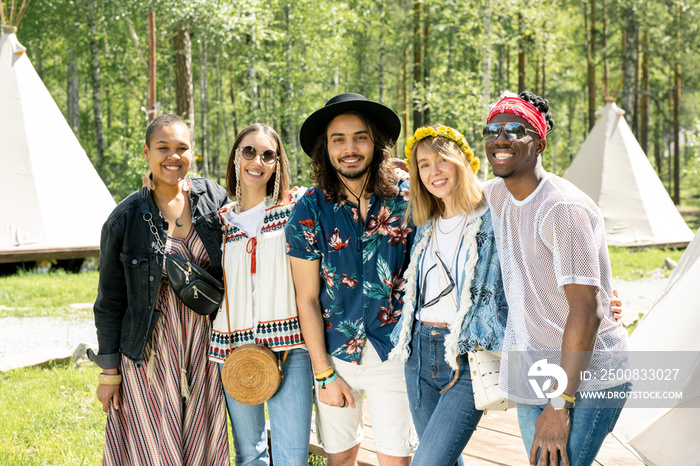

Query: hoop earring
271;162;281;205
234;154;242;214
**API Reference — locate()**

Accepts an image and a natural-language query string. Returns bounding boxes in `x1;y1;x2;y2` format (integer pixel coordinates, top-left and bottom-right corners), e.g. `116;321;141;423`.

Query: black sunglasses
236;145;278;165
420;252;455;309
482;122;539;142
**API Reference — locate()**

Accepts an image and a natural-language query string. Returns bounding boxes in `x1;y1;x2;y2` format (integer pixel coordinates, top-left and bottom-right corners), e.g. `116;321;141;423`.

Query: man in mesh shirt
482;91;629;466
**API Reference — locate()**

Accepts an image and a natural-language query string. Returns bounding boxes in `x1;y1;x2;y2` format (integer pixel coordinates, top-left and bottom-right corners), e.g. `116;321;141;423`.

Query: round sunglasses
482;122;539;142
236;145;278;165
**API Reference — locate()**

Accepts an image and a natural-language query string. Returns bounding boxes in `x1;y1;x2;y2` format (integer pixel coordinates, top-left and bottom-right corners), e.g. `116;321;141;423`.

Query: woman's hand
97;383;122;412
97;369;122;412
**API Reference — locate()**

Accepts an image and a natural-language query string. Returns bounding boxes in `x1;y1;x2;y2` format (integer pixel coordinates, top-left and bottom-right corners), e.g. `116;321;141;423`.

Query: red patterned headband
487;97;547;139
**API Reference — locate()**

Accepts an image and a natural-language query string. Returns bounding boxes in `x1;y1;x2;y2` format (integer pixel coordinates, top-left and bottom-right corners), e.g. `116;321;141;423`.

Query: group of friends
89;90;630;466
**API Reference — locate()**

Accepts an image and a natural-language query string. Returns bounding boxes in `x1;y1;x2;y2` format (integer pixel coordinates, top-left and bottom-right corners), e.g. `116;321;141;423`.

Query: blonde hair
407;130;484;226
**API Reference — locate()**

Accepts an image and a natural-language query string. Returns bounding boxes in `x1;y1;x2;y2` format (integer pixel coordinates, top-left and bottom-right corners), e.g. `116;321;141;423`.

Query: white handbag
467;347;508;411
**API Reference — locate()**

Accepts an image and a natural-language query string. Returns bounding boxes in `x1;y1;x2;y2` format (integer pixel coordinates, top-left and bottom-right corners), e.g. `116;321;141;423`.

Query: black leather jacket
88;177;227;369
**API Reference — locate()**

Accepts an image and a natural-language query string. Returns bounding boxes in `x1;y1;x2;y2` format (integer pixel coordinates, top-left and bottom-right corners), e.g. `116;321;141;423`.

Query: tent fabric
563;102;694;248
612;231;700;465
0;32;115;257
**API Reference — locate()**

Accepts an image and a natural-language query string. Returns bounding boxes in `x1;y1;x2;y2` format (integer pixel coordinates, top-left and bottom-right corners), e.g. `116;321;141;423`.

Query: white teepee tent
0;21;116;262
563;102;694;248
612;230;700;465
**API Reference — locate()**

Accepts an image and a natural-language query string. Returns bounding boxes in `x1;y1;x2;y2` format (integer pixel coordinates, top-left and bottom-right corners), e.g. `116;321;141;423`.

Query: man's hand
610;289;622;322
530;404;571;466
97;383;121;413
317;376;356;409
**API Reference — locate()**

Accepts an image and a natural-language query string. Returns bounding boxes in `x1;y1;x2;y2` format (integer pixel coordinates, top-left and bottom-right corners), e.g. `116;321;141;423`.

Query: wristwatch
550;393;575;410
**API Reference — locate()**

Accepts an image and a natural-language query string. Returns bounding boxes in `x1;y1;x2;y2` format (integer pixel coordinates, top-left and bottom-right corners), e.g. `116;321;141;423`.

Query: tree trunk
412;0;423;131
67;47;80;137
621;12;638;131
173;23;195;137
148;11;156;122
482;0;492;105
602;0;609;97
282;4;299;179
88;14;105;167
672;2;681;205
199;38;209;175
518;13;526;92
640;30;650;155
229;75;239;139
585;0;597;131
423;4;430;125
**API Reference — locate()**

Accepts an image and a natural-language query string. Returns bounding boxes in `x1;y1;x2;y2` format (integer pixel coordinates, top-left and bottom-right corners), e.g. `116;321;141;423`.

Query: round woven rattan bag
221;344;281;405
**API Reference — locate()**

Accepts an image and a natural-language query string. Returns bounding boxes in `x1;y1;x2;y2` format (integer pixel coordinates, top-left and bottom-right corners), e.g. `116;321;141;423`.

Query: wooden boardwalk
306;401;644;465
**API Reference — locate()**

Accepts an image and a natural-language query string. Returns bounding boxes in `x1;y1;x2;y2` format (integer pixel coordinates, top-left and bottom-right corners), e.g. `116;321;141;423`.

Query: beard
332;154;373;180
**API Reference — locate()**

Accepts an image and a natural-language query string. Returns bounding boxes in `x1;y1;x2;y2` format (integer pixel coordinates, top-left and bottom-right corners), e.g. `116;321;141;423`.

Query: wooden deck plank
303;401;644;466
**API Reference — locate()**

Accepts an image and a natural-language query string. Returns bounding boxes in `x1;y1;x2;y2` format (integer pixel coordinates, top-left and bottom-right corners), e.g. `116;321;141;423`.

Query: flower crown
404;125;479;174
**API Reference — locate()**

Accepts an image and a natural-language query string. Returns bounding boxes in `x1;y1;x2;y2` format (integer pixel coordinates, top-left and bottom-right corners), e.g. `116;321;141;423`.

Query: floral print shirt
285;180;414;364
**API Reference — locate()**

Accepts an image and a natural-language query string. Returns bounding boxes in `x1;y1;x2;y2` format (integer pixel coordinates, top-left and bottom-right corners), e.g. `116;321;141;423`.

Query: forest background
11;0;700;211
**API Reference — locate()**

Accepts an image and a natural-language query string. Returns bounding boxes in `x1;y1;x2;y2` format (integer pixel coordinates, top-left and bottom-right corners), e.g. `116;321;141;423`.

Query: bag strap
431;228;466;395
140;189;167;255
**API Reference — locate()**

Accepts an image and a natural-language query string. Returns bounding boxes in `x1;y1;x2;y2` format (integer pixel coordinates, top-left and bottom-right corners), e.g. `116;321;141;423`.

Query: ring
341;400;346;408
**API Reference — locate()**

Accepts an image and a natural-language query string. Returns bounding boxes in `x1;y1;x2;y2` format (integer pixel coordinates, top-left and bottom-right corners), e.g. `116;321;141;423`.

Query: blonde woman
208;123;312;465
389;125;507;466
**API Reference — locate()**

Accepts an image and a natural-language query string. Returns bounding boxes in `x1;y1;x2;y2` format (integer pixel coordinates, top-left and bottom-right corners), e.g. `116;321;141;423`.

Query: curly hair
518;91;556;134
309;111;398;203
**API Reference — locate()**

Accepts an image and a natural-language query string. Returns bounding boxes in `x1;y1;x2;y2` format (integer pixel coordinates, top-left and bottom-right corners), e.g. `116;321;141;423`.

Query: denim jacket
88;177;228;369
389;208;508;370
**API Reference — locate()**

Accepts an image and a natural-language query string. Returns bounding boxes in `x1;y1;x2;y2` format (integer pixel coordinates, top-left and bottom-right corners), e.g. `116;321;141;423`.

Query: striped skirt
103;228;229;465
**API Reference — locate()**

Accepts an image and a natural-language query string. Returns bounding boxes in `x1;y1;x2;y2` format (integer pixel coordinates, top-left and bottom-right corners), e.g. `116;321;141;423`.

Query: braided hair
518;91;555;134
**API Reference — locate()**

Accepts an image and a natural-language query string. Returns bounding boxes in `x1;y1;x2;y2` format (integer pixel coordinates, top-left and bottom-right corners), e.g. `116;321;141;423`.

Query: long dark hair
225;123;291;205
309;111;398;203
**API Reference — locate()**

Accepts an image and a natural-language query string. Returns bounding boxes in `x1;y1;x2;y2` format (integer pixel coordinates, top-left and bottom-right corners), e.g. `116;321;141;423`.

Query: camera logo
528;359;568;399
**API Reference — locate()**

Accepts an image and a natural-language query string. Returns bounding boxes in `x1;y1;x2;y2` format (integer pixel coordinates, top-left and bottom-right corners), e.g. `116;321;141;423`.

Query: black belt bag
166;253;224;316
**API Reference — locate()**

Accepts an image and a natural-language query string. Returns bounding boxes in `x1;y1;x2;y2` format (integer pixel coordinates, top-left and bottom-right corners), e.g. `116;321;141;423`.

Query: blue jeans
517;383;630;466
405;323;483;466
218;348;314;466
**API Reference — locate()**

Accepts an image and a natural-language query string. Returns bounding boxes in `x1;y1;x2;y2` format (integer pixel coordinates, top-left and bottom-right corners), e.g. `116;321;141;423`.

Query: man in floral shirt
286;93;417;465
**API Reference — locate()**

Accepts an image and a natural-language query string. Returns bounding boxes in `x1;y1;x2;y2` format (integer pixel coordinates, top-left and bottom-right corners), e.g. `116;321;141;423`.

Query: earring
271;162;281;205
234;154;242;214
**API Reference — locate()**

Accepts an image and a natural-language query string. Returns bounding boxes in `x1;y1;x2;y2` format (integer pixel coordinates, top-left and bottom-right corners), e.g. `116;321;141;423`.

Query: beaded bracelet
318;373;338;389
315;369;336;383
314;368;335;379
313;365;333;376
98;373;122;385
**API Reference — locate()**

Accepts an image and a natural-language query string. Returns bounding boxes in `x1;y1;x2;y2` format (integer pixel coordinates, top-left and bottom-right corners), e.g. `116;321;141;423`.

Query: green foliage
10;0;700;198
0;270;98;318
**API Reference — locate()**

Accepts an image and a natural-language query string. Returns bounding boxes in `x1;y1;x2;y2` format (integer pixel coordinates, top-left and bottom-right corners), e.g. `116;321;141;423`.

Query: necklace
337;173;371;252
437;214;466;235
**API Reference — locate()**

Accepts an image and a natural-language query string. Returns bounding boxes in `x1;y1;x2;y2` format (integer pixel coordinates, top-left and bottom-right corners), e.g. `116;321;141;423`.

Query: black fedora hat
299;93;401;157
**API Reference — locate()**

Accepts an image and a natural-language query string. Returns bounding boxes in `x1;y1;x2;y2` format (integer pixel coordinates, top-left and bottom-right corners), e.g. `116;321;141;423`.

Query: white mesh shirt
485;174;628;404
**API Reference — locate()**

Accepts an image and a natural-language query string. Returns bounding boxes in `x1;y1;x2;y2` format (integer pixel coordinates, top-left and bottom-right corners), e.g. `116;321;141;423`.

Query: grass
0;269;98;318
607;246;686;280
0;362;104;465
0;361;328;465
